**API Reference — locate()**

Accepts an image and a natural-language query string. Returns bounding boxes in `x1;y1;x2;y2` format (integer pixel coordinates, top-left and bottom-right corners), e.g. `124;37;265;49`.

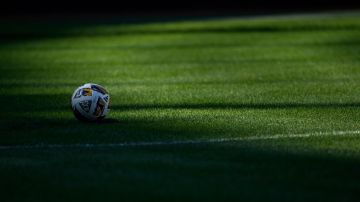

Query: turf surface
1;12;360;201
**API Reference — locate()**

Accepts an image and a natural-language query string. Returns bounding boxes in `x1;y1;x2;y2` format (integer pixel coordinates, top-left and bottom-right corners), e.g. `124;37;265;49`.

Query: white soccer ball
71;83;110;121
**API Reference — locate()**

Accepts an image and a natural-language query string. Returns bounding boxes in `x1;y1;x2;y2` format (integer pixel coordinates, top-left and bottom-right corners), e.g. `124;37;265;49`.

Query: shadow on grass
1;102;360;201
94;118;120;124
1;121;360;202
1;94;360;201
0;13;359;47
2;94;360;113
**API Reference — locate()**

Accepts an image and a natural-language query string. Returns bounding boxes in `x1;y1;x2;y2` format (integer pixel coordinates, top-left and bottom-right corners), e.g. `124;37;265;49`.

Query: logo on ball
71;83;110;121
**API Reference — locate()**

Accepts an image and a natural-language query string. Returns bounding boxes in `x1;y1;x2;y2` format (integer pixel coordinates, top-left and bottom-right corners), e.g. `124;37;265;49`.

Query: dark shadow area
1;20;360;43
0;9;359;48
94;118;120;124
2;0;360;19
0;129;360;201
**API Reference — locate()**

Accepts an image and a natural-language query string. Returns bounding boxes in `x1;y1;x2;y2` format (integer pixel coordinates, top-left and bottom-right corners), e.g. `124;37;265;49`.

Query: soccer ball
71;83;110;122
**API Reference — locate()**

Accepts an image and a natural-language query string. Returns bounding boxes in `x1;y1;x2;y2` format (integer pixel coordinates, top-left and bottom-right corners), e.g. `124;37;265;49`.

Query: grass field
1;12;360;201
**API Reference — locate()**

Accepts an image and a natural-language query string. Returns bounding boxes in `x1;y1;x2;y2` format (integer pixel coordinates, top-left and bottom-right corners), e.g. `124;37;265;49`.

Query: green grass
1;12;360;201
